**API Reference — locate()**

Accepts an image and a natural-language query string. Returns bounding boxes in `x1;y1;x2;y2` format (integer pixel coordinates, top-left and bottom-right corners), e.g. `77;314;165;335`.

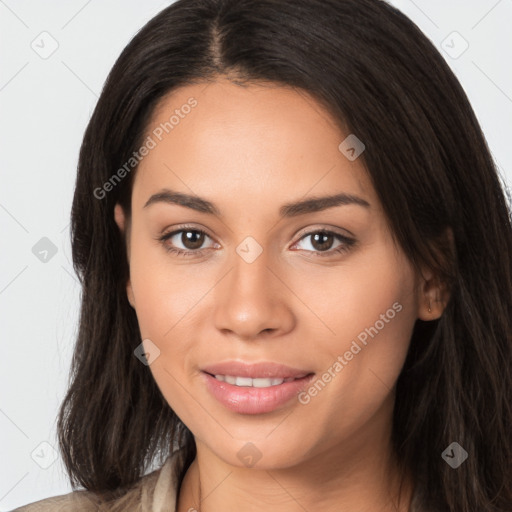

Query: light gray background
1;0;511;509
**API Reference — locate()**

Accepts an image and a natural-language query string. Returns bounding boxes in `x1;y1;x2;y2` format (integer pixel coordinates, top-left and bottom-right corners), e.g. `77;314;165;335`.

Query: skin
114;78;448;511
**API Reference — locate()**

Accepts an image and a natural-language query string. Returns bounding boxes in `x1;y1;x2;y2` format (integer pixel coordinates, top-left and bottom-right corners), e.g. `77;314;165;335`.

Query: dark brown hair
59;0;512;510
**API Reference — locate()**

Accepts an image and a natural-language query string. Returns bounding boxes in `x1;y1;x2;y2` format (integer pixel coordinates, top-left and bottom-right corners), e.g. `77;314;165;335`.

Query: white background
1;0;511;509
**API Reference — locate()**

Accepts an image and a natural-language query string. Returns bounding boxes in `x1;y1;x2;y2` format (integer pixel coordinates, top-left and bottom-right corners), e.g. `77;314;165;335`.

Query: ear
114;202;126;233
114;203;135;309
416;269;448;321
416;228;454;321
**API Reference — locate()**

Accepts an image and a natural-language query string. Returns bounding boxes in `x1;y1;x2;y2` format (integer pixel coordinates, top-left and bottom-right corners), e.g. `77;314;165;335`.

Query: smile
211;374;305;387
202;371;315;414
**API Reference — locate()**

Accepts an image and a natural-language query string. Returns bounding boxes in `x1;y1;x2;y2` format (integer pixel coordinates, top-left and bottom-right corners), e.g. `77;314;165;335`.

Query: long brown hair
59;0;512;509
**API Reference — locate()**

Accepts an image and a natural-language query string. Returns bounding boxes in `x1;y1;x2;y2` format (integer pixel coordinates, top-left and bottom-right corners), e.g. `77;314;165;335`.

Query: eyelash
157;225;356;258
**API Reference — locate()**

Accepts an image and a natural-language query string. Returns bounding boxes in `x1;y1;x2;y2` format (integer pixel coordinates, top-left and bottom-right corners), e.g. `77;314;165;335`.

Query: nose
212;247;296;341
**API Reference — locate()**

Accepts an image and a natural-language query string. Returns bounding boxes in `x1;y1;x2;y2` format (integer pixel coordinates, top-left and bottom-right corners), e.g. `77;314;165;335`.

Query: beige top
13;450;426;511
12;450;181;512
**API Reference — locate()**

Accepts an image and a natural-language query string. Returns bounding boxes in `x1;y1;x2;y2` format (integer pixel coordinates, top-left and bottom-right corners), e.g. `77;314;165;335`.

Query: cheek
127;235;214;404
128;234;206;340
293;244;416;352
128;239;204;415
297;248;418;426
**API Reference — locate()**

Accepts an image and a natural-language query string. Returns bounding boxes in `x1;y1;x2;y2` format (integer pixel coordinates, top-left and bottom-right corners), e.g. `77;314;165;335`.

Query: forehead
131;79;376;211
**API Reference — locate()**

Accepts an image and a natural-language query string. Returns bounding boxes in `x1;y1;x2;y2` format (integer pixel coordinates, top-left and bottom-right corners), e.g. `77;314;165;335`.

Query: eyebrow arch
143;188;370;217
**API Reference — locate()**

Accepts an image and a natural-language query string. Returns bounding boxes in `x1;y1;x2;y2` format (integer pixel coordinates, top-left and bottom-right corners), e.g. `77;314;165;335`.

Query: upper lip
201;360;314;379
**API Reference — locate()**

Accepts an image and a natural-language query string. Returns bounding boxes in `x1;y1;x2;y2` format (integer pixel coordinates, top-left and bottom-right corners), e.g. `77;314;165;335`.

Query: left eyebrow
142;188;371;217
143;189;219;215
279;193;370;217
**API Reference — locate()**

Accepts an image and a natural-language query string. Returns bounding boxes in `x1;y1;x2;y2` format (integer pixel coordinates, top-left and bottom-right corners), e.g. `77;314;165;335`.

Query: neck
177;398;413;511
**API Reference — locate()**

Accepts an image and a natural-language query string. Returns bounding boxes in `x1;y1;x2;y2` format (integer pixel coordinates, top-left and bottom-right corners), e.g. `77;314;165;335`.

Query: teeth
214;375;299;387
236;376;254;386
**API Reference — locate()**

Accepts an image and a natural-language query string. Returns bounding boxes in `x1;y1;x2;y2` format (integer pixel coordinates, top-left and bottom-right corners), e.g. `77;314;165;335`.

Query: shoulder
11;489;101;511
12;449;182;512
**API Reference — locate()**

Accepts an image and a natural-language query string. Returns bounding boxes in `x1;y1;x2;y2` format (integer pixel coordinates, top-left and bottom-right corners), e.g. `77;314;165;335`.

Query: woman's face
115;78;428;470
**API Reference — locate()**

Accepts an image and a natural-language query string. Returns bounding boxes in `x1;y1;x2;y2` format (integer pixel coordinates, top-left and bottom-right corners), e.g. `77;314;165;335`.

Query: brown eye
158;227;216;256
180;230;206;250
292;229;356;258
309;232;335;251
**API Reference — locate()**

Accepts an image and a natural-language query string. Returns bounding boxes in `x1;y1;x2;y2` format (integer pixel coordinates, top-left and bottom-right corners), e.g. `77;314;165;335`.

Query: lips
202;372;316;414
201;360;312;379
200;360;316;414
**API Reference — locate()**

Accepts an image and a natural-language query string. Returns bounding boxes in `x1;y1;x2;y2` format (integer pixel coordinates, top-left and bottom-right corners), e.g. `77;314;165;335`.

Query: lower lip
202;372;315;415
